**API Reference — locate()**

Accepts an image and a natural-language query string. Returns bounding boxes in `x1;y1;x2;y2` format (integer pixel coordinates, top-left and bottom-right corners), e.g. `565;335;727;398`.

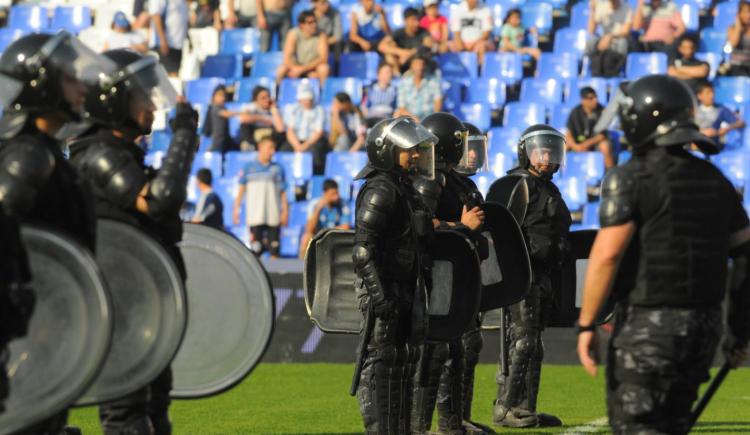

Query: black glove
169;102;199;132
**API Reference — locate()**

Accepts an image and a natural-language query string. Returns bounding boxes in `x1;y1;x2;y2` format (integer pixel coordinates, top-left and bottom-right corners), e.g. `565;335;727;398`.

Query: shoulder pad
0;142;55;216
356;181;397;233
412;176;442;215
78;143;147;209
599;165;637;227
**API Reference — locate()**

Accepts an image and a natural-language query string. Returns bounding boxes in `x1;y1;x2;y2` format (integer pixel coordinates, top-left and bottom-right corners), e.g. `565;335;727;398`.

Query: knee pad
512;335;537;362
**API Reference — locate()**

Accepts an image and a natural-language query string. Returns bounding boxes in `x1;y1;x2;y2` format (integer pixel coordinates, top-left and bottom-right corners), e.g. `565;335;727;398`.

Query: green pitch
69;364;750;434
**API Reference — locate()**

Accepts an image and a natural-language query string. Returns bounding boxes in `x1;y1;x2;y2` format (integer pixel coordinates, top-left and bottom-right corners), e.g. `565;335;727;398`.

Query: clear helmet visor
0;74;25;109
45;33;117;86
109;56;178;111
523;130;566;169
455;134;489;175
383;117;437;179
412;140;436;180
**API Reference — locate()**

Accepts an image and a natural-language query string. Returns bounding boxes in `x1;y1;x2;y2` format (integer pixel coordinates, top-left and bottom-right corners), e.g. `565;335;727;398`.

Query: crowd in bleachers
1;0;749;258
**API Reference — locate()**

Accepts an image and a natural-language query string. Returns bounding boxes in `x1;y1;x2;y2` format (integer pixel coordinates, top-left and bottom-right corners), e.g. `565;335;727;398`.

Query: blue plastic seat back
325;151;369;179
339;51;380;83
698;28;728;54
520;78;564;104
9;5;49;32
625;52;667;80
51;6;91;34
566;77;609;104
224;151;259;178
321;77;364;105
553;27;588;59
251;51;284;78
201;54;244;79
185;78;226;105
503;102;546;127
537;52;579;80
521;3;553;35
235;77;276;102
220;28;261;57
482;52;523;84
458;103;491;132
465;78;507;109
714;76;750;106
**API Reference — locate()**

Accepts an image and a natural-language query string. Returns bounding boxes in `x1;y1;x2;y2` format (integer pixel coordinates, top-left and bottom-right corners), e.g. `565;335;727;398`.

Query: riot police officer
0;31;115;434
493;124;570;428
353;116;437;434
411;113;489;435
577;74;750;434
68;49;198;435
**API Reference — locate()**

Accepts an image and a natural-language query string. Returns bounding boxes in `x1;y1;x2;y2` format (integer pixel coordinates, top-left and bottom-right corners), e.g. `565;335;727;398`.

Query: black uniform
495;166;571;422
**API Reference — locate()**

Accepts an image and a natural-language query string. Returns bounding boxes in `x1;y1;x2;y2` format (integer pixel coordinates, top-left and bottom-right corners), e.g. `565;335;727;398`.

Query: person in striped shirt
361;63;397;126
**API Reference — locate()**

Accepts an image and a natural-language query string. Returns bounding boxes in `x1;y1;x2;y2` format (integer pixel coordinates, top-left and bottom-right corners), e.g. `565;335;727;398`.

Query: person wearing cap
276;10;330;86
576;74;750;434
420;0;449;53
450;0;494;65
564;86;615;169
103;11;148;53
281;82;328;174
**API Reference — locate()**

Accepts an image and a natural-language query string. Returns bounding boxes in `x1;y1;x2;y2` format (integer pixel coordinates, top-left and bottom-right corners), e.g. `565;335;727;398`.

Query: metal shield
170;224;275;398
75;219;186;406
485;174;529;225
478;202;532;312
0;226;112;435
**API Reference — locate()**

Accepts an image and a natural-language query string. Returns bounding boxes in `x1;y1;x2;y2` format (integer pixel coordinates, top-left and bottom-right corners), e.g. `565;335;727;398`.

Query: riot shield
304;229;481;340
0;226;112;435
170;224;275;399
76;219;186;406
478;201;532;311
485;174;529;225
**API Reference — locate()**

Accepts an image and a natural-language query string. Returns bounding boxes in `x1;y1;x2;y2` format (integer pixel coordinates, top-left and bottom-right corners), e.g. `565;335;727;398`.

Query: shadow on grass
692;422;750;433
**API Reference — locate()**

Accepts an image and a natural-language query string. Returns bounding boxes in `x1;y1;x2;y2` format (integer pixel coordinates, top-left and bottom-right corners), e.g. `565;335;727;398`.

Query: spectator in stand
695;81;746;148
499;8;540;61
132;0;151;30
237;86;285;151
633;0;685;54
378;7;433;74
349;0;390;52
586;0;632;77
421;0;449;54
276;11;330;85
102;11;148;53
329;92;366;152
394;53;443;121
234;136;289;258
225;0;257;28
190;0;222;29
564;87;616;169
149;0;189;76
451;0;494;65
362;63;398;126
204;85;243;153
255;0;294;52
191;168;224;229
667;35;709;90
282;82;328;174
299;178;351;257
725;0;750;76
312;0;343;59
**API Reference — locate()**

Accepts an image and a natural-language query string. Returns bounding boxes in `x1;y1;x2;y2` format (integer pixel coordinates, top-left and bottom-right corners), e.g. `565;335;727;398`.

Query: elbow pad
147;128;197;217
413;174;444;216
353;242;386;303
0;143;55;216
78;144;147;209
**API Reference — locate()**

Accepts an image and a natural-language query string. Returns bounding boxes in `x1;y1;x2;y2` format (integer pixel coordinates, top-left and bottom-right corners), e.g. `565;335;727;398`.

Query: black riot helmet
85;49;178;135
617;74;718;154
455;121;489;176
517;124;566;178
421;112;467;168
0;31;117;139
365;116;438;179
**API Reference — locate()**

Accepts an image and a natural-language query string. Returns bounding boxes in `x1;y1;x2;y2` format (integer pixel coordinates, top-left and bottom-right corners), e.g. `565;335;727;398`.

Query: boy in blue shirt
695;81;746;148
299;178;351;257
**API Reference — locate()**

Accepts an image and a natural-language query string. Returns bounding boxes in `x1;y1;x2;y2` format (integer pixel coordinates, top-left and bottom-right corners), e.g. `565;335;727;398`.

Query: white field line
560;417;609;435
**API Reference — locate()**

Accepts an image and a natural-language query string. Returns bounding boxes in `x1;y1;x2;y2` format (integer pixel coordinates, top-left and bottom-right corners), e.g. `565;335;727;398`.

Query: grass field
69;364;750;434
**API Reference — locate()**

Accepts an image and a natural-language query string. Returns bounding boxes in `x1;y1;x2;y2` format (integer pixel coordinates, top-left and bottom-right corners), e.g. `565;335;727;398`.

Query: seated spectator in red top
667;35;709;91
564;87;616;169
725;1;750;76
633;0;685;54
378;7;433;74
420;0;449;53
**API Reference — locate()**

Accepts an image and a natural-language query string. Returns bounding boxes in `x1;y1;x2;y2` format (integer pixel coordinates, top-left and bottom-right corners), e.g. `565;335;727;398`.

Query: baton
499;307;509;376
689;362;731;430
350;303;375;396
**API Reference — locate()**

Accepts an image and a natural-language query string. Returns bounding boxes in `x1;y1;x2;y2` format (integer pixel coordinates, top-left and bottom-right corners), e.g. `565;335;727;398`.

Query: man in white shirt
149;0;189;76
281;83;329;174
450;0;494;64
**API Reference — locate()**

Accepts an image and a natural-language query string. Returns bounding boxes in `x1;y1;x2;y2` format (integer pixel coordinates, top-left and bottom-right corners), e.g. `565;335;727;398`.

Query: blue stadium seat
149;130;172;153
482;52;523;84
0;28;25;53
537;52;579;80
699;28;728;54
274;151;314;180
185;78;226;105
339;52;380;84
325;152;369;179
458;103;491;132
251;51;284;78
235;77;276;102
385;3;407;29
224;102;245;138
744;126;750;149
201;54;244;79
470;171;494;197
520;78;564;104
491;150;514;177
465;78;506;109
289;201;310;226
280;226;304;257
553;27;588;59
676;1;699;31
339;3;357;35
220;28;260;57
566;77;609;104
549;103;574;131
215;177;241;226
521;3;553;36
695;52;721;80
581;201;600;227
224;151;258;178
565;151;606;184
307;175;326;200
714;77;750;105
488;2;506;31
714;1;738;30
9;5;49;32
442;79;464;113
438;52;479;84
625;52;667;80
145;151;165;169
321;77;364;105
569;1;590;30
503;102;546;127
488;127;522;155
51;6;91;34
618;150;632;165
712;150;749;187
278;78;321;106
191;151;224;177
555;176;587;210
